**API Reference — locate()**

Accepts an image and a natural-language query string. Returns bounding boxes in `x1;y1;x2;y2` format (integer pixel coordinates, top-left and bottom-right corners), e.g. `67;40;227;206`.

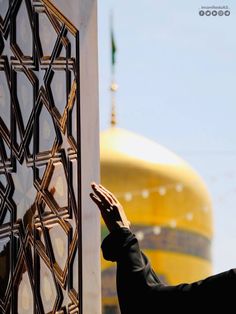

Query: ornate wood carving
0;0;81;312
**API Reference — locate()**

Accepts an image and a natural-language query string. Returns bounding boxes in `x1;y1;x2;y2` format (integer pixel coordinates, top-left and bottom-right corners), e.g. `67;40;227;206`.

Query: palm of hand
90;183;130;232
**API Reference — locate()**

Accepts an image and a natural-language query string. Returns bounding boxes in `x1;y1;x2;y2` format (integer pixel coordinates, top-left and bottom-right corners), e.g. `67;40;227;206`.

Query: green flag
111;28;116;67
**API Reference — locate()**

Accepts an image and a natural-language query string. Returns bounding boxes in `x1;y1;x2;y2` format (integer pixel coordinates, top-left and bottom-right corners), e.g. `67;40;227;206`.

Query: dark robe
102;228;236;313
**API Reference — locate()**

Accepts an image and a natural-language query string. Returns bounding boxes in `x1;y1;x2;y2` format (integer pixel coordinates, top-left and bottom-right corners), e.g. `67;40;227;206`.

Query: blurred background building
100;124;213;314
99;15;213;313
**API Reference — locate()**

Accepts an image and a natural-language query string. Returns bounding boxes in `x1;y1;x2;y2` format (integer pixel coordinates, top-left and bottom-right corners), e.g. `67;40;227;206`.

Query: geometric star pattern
0;1;81;313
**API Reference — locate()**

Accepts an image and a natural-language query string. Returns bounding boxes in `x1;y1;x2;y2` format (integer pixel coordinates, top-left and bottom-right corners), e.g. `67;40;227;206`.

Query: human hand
90;182;130;233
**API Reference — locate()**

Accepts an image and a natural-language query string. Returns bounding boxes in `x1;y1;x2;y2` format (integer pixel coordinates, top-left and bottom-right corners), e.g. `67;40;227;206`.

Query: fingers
89;193;102;208
91;183;112;204
90;182;130;232
98;184;118;203
90;191;115;232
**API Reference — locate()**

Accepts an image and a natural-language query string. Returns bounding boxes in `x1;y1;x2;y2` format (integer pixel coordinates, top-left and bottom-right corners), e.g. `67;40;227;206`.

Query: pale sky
98;0;236;274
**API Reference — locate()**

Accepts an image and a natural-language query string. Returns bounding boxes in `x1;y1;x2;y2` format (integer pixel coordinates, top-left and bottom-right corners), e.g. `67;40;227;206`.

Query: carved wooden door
0;0;83;313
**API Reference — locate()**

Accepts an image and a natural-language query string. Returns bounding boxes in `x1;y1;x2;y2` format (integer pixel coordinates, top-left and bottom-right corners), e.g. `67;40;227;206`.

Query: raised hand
90;182;130;232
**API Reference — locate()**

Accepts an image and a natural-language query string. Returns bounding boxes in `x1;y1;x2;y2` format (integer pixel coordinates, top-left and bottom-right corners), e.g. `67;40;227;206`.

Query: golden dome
100;126;213;308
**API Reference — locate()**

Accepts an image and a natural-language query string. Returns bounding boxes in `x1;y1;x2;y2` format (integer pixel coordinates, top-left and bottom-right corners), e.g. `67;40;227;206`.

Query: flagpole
110;11;118;127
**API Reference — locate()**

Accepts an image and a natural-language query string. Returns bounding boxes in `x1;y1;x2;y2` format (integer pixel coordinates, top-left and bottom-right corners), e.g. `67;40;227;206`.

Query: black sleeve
101;228;236;313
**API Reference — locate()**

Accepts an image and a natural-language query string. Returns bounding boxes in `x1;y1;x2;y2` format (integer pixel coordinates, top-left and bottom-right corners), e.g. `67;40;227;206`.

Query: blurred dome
100;126;213;311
